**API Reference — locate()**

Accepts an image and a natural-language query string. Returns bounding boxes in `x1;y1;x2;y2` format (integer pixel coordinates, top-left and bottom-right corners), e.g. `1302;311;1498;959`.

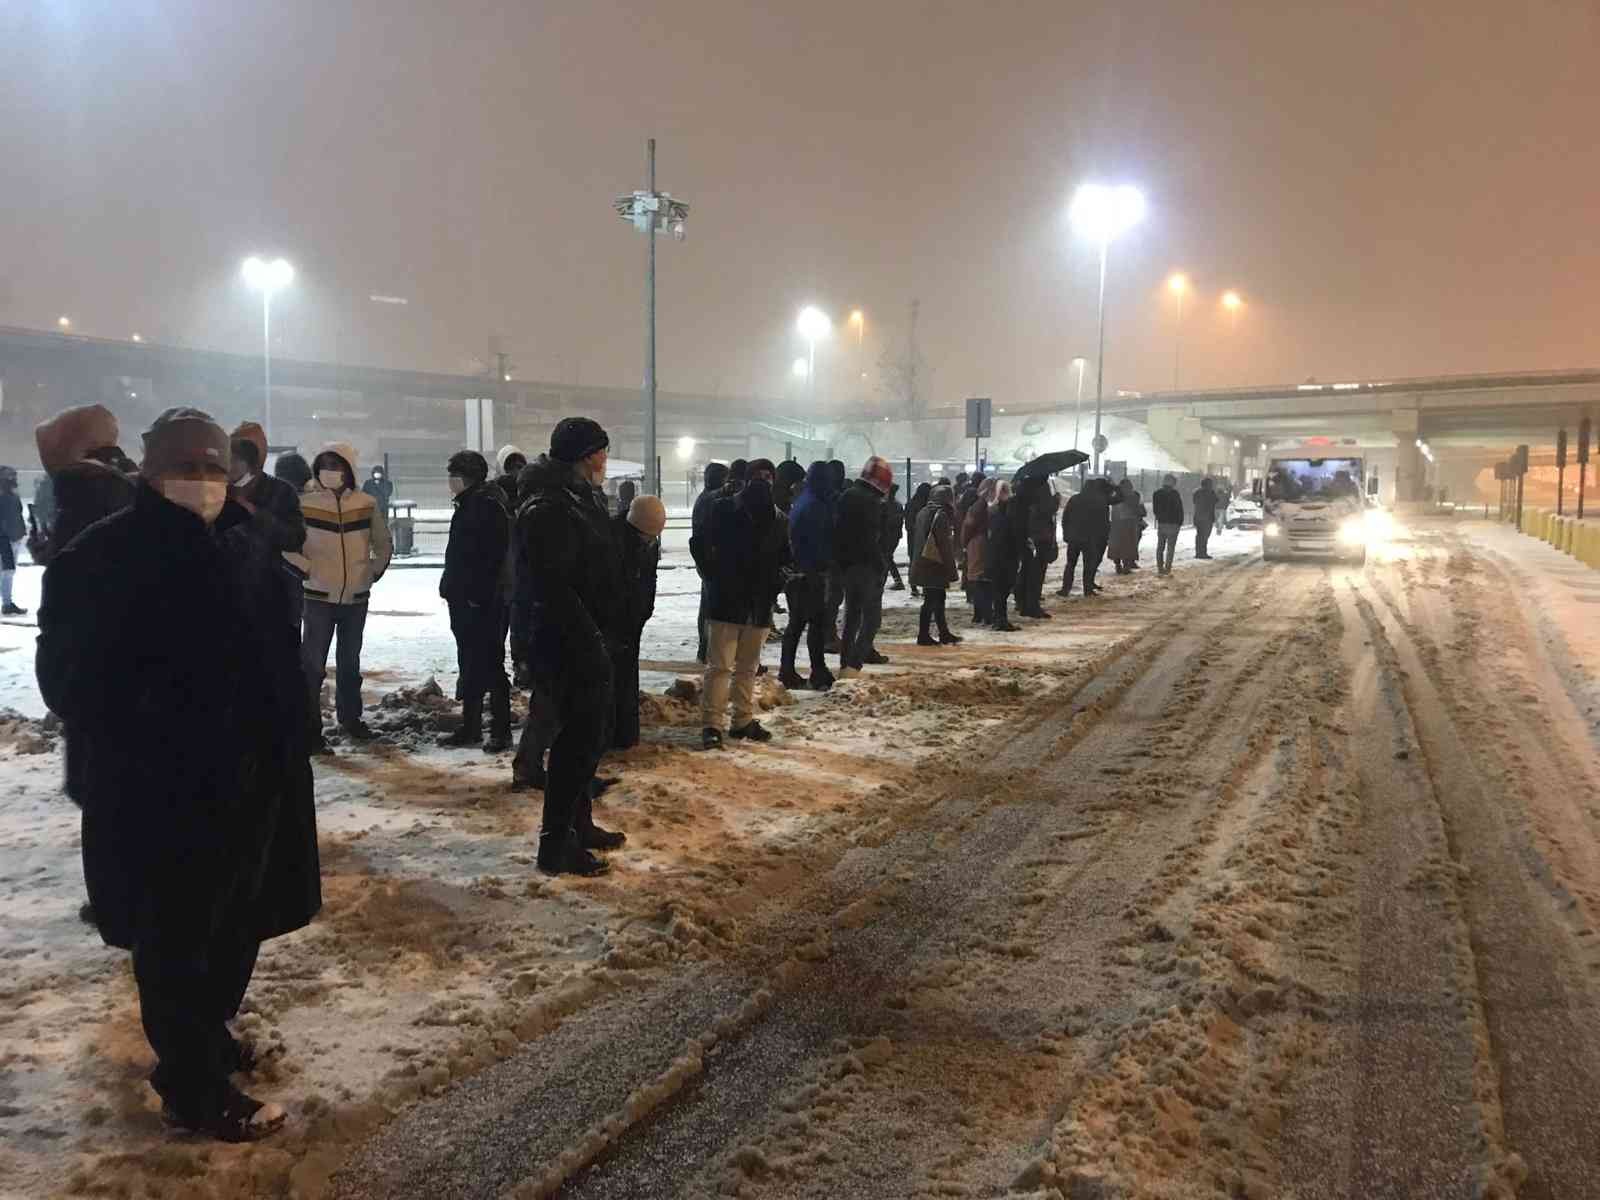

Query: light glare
797;305;832;341
1068;183;1147;243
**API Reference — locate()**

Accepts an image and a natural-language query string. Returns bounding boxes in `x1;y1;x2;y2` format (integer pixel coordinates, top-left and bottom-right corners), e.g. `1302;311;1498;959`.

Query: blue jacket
787;462;835;573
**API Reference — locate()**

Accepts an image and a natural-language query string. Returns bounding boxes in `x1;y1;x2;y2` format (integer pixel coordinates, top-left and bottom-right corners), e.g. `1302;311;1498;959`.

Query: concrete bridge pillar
1392;407;1425;505
1147;405;1208;472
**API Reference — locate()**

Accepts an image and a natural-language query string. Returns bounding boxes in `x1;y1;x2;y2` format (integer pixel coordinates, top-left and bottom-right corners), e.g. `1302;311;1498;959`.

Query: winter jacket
1062;484;1114;547
0;491;24;542
516;454;622;670
881;493;905;557
904;483;932;562
36;484;320;951
361;475;394;510
1152;486;1184;526
787;462;835;574
833;480;886;571
910;493;959;589
29;460;136;565
962;493;990;579
1022;482;1059;552
1192;486;1220;523
33;474;56;534
300;446;393;605
226;472;307;626
612;514;661;645
988;499;1023;590
1108;492;1146;561
702;489;788;627
692;463;730;538
441;480;510;608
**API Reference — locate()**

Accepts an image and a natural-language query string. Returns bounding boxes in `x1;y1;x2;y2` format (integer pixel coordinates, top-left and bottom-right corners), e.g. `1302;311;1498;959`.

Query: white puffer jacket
298;443;392;605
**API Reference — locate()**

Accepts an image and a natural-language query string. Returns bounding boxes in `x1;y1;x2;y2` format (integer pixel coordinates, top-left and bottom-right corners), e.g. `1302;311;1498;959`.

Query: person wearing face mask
35;407;320;1144
517;418;625;876
700;459;787;749
224;423;307;634
361;464;394;513
610;493;666;749
439;451;513;752
299;444;392;752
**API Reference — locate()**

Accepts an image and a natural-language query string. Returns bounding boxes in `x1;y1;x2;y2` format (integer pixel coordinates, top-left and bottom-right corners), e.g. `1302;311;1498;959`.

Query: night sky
3;1;1596;413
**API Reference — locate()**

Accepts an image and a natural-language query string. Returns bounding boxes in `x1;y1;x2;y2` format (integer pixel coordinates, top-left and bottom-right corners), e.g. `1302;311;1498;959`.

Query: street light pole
1092;239;1108;475
1071;357;1086;451
1068;183;1145;478
645;138;657;499
262;289;273;445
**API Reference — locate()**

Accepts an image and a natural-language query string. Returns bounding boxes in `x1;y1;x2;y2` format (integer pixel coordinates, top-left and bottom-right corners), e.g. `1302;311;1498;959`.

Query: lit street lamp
797;305;832;409
57;315;71;331
1167;272;1189;390
241;255;294;443
791;356;810;380
1069;183;1147;474
676;435;696;461
614;138;690;497
1222;289;1243;331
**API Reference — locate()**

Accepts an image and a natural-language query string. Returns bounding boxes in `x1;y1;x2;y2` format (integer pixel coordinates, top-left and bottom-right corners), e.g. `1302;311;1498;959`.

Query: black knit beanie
550;417;609;464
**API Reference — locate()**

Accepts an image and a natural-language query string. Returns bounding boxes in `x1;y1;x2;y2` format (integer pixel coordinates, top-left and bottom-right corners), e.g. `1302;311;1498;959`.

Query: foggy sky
3;1;1597;414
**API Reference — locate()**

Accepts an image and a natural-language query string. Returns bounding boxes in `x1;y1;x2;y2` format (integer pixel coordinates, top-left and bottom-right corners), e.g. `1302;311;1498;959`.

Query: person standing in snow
833;456;893;673
300;444;392;751
1060;479;1115;596
1151;474;1184;576
518;418;625;876
1192;476;1219;560
700;460;786;748
1108;479;1145;575
822;459;849;650
911;483;962;645
226;423;307;631
493;446;527;509
36;407;319;1143
439;451;513;752
779;461;837;692
1016;476;1058;618
611;494;665;749
614;477;638;519
0;467;26;616
360;464;394;514
881;482;906;592
690;462;730;664
986;480;1023;631
963;479;994;624
29;403;138;567
904;481;932;598
774;459;806;515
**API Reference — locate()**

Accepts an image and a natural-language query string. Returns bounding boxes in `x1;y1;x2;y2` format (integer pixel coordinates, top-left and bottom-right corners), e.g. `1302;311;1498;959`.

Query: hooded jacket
904;482;932;559
1192;483;1220;523
299;443;393;605
1152;485;1184;526
786;462;835;573
910;487;959;589
1062;482;1115;546
515;454;621;668
692;462;731;537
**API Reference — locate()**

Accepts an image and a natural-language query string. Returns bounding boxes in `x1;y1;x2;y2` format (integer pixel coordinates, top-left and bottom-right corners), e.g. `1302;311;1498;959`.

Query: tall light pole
241;256;294;444
614;139;689;497
1070;356;1088;451
1167;272;1189;390
797;306;832;411
1069;183;1147;475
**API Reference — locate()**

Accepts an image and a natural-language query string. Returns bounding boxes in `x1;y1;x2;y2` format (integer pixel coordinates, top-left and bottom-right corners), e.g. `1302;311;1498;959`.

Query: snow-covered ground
0;524;1264;1199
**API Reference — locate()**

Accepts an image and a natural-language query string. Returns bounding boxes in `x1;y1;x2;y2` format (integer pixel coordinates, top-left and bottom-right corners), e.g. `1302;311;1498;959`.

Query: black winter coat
516;456;621;671
987;500;1023;589
223;474;308;632
36;485;320;950
0;491;23;542
702;494;788;626
441;481;510;607
612;514;661;644
31;460;137;565
833;481;886;570
1193;487;1220;522
881;495;905;556
1152;486;1184;526
1062;486;1114;546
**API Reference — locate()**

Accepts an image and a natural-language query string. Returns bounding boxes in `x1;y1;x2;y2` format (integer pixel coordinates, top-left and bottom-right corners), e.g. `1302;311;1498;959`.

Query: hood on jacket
315;441;358;478
497;444;526;474
36;404;121;474
702;462;729;492
802;460;833;498
929;484;954;508
910;482;933;507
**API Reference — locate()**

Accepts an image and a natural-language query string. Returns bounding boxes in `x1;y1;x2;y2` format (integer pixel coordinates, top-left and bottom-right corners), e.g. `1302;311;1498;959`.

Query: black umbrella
1012;449;1089;483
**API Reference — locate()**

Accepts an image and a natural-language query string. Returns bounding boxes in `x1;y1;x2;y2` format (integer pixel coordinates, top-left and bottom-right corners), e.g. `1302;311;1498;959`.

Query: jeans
302;599;368;732
1062;541;1103;594
449;600;510;735
781;571;830;679
918;588;951;638
1194;518;1214;558
702;620;767;731
133;929;260;1112
1156;522;1180;572
840;562;884;669
514;677;561;785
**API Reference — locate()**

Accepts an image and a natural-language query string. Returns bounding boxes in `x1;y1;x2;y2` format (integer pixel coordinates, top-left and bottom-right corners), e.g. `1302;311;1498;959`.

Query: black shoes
483;727;512;753
809;670;835;692
702;727;724;751
341;720;375;742
309;738;335;757
992;621;1021;632
729;720;773;742
862;650;890;665
536;834;610;877
823;636;843;654
916;634;940;646
1;604;26;617
938;630;963;645
581;824;627;851
778;667;808;690
161;1084;286;1143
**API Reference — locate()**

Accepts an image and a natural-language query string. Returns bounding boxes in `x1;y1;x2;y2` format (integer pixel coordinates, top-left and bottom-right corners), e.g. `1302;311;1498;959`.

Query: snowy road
325;524;1600;1200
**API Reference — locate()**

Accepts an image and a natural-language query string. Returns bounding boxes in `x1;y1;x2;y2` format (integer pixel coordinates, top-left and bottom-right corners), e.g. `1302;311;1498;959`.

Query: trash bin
389;502;417;557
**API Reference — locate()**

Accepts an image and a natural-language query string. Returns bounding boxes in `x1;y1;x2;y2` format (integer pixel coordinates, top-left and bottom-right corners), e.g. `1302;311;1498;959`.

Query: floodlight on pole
792;357;810;379
1221;289;1243;333
1068;183;1146;474
676;435;696;460
614;138;690;497
57;315;71;330
241;255;294;444
797;306;832;409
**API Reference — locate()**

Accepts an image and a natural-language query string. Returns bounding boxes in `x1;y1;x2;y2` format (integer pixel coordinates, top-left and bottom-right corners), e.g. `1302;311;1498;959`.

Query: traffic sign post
1556;428;1568;515
965;397;992;475
1514;443;1529;531
1578;416;1591;520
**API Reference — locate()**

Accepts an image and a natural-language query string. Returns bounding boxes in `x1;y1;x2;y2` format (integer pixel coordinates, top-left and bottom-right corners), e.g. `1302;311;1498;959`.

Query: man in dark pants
691;462;730;663
835;456;894;672
1152;474;1184;575
611;494;665;749
1060;479;1115;596
1016;476;1057;617
519;418;625;876
439;451;513;751
37;408;319;1142
1192;476;1219;559
779;461;836;691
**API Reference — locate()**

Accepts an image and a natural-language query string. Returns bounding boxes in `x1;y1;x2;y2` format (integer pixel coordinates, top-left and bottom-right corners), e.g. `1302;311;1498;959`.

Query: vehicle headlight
1264;522;1281;537
1338;518;1366;545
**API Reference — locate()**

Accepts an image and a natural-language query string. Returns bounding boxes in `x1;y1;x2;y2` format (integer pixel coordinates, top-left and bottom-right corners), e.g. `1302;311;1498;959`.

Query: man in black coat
823;458;849;648
611;494;665;749
517;418;625;876
834;457;894;671
1016;476;1058;618
1192;477;1220;559
1059;479;1116;596
691;461;730;663
1151;474;1184;575
881;482;906;591
699;461;786;748
36;408;318;1143
494;446;527;509
440;451;513;751
228;423;307;631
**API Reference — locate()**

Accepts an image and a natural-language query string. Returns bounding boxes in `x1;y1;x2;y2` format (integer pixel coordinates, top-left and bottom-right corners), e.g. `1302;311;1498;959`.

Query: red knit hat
860;456;893;494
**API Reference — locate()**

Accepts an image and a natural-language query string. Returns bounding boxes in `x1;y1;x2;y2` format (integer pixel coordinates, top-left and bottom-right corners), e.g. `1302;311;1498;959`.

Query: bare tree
876;298;933;420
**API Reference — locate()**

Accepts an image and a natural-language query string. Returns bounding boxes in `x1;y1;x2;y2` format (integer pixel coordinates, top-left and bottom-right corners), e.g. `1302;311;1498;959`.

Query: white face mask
162;479;227;525
448;475;467;496
319;469;346;492
234;472;255;490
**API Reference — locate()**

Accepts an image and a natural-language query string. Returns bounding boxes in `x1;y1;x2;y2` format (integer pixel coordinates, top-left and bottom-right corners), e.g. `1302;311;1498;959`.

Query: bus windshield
1265;458;1363;503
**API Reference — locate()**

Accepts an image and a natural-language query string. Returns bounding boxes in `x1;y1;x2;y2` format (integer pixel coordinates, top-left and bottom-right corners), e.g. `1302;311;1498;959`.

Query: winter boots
537;830;609;877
